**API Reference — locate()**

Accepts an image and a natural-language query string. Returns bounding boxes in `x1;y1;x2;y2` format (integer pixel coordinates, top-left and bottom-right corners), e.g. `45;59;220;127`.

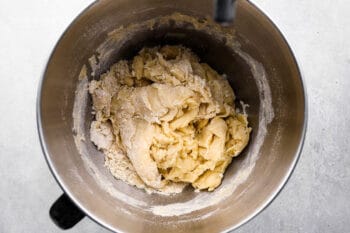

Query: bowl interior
39;0;306;232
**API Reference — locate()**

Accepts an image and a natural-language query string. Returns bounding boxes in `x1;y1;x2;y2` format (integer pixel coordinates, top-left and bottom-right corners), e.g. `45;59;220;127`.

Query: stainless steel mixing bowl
37;0;307;232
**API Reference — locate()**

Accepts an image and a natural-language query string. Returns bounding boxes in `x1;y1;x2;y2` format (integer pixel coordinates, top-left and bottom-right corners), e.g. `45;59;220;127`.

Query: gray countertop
1;0;349;232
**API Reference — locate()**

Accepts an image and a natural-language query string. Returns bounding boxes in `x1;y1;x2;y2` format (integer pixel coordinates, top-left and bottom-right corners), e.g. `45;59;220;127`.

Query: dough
89;45;251;192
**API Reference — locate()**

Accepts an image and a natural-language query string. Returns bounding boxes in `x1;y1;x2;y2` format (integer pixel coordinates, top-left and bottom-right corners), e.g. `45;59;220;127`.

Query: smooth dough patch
89;45;251;193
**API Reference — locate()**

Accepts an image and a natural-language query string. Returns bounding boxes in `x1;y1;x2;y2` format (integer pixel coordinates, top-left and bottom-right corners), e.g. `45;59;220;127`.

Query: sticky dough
89;45;251;192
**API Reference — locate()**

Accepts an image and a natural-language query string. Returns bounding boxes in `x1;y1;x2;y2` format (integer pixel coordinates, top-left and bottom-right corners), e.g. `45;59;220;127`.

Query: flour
72;69;150;206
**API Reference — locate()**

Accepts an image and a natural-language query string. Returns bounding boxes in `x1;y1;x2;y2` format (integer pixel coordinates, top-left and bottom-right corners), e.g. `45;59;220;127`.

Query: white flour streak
73;75;147;208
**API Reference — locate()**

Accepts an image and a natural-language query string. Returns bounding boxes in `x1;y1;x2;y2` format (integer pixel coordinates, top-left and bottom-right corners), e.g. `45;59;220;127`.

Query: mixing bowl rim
36;1;308;232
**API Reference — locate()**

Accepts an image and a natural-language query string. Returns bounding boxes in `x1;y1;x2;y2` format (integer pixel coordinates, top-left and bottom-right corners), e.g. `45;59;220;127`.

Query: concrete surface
0;0;349;232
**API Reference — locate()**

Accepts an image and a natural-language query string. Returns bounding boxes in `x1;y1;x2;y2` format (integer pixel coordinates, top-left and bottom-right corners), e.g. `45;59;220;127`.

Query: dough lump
89;45;251;192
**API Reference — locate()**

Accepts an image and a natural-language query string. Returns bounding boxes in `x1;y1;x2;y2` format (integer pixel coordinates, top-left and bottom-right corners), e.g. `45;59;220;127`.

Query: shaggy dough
89;45;251;192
